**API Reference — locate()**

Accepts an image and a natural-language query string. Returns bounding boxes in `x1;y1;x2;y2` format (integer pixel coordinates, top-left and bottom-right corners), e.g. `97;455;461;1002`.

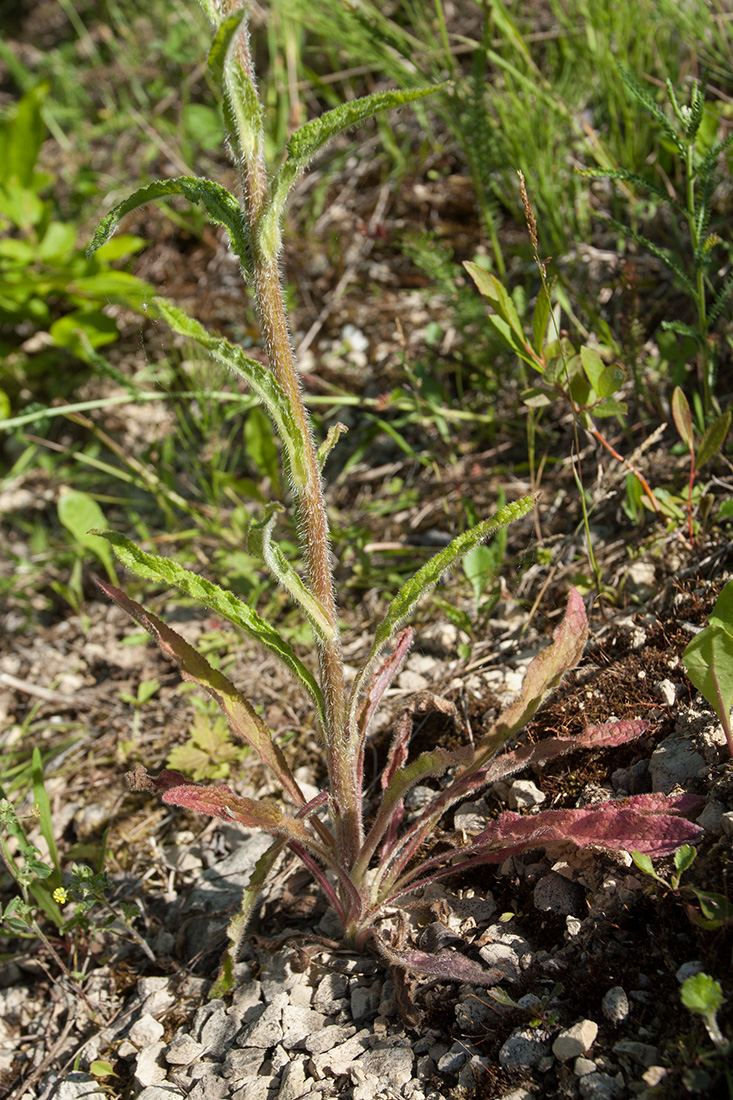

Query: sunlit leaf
88;176;250;277
154;297;309;488
95;533;325;727
260;85;441;260
100;584;306;805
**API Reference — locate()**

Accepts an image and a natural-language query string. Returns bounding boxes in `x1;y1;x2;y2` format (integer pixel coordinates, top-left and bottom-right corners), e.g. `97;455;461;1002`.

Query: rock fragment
552;1020;598;1062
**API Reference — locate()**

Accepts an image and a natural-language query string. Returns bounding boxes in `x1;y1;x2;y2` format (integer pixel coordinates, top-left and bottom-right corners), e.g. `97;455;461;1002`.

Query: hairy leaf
393;793;704;900
208;10;246;83
101;584;305;805
95;534;325;727
348;494;537;744
129;767;293;831
473;587;588;766
375;937;516;986
246;505;335;641
154;297;309;488
212;836;287;997
88;177;250;277
487;718;650;784
260;85;441;260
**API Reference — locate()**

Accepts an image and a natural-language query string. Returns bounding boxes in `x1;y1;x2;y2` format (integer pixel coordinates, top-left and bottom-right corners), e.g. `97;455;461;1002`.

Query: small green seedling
671;387;730;544
683;578;733;759
632;846;732;931
681;972;729;1053
167;711;249;781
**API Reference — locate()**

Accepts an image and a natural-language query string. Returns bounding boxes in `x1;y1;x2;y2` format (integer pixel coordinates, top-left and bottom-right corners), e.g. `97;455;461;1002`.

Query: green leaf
57;490;118;584
683;620;733;726
246;505;335;641
531;284;552;355
211;837;286;998
1;83;48;188
94;533;325;729
208;11;246;82
32;748;61;880
50;310;119;352
89;1060;116;1078
348;494;537;741
680;972;724;1016
672;387;695;452
708;578;733;632
631;849;658;879
673;844;696;874
580;345;605;392
154;297;308;488
88;176;250;278
260;85;443;260
696;410;730;470
102;584;306;805
596;364;624;399
593;397;627;418
464;263;527;350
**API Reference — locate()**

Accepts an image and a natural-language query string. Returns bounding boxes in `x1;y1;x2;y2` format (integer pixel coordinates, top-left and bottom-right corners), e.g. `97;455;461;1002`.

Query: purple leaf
359;628;414;750
99;582;304;806
389;792;704;901
127;766;299;834
473;587;589;766
374;936;515;986
488;718;650;783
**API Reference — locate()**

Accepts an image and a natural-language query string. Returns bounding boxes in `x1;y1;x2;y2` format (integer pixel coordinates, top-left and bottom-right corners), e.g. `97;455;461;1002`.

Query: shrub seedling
87;1;704;994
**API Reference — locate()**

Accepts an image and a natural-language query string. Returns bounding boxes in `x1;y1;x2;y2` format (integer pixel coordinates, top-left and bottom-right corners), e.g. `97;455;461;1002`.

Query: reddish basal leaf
126;766;303;836
472;587;589;766
466;793;704;863
99;581;303;806
488;718;650;784
375;937;515;986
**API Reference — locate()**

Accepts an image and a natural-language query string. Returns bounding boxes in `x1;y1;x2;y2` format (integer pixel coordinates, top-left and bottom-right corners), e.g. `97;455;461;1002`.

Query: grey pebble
534;872;586;916
612;1040;659;1067
498;1028;550;1071
579;1072;625;1100
602;987;629;1025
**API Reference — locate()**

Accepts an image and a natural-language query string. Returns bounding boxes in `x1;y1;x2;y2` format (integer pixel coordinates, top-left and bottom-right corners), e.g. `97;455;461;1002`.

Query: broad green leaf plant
88;1;703;994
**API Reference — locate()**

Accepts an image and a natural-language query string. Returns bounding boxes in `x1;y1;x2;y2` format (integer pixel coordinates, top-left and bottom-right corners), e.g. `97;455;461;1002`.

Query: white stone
134;1042;168;1088
356;1039;414;1085
129;1013;165;1048
165;1033;205;1065
552;1020;598;1062
721;811;733;838
281;1005;326;1049
507;780;546;809
654;679;676;706
49;1074;107;1100
310;1029;372;1077
575;1057;597;1076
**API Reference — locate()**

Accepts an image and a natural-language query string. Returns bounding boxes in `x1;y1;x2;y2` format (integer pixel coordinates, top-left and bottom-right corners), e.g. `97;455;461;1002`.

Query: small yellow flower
53;887;68;905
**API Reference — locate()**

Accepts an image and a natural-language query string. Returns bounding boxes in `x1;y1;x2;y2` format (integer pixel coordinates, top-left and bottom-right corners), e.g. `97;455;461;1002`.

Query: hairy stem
224;7;358;868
